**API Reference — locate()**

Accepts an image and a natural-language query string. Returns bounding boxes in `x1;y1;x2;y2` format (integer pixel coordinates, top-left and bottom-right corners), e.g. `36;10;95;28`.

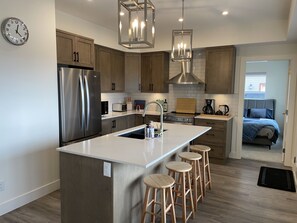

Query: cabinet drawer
195;119;226;130
207;144;225;159
193;141;225;159
198;129;226;144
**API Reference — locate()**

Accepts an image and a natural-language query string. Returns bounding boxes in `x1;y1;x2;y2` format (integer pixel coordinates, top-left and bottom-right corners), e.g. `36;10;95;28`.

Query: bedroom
241;59;289;163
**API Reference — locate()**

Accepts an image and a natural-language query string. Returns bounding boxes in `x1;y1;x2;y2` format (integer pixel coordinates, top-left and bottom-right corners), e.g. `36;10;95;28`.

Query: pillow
266;109;273;119
249;108;267;118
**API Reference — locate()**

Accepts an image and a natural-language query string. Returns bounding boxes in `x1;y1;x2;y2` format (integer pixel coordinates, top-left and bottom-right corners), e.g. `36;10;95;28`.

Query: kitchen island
57;123;210;223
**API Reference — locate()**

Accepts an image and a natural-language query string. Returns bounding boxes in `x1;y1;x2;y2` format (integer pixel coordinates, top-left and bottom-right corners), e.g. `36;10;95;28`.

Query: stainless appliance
202;99;215;114
218;104;229;115
168;61;204;85
101;101;108;115
164;112;196;125
58;67;102;146
112;103;127;112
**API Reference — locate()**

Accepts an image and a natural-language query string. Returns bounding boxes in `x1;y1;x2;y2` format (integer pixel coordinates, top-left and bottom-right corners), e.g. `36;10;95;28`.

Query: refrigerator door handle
79;75;85;130
84;75;90;130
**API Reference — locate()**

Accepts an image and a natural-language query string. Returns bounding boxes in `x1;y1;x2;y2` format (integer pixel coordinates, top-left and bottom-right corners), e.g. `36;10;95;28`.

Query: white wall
0;0;59;215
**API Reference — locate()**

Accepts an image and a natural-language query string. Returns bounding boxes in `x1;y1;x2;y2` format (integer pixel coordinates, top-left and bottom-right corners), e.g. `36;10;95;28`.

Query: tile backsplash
102;50;239;116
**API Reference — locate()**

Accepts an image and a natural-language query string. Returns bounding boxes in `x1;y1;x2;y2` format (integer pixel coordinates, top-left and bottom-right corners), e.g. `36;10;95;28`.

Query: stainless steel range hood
168;61;204;85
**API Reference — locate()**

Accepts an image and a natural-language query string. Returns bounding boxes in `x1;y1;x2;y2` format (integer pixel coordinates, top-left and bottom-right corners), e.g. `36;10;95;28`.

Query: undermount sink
118;128;167;140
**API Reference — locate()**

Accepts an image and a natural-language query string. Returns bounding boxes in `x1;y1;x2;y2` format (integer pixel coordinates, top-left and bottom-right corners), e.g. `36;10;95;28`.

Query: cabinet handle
206;133;215;136
151;84;154;91
77;52;79;62
112;83;115;90
73;52;76;62
112;120;116;128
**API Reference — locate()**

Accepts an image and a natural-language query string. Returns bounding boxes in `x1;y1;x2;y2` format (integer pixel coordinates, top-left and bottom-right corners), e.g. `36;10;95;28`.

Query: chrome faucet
142;101;163;136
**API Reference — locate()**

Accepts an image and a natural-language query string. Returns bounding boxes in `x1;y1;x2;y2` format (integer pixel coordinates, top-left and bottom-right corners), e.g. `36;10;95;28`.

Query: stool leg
186;171;195;219
181;172;187;223
161;188;166;223
169;186;176;223
151;188;157;223
197;159;204;202
206;151;212;190
141;187;150;223
192;160;198;211
201;151;206;196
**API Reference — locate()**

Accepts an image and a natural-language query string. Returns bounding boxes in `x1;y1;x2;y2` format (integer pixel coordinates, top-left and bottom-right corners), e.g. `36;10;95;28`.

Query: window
244;72;266;99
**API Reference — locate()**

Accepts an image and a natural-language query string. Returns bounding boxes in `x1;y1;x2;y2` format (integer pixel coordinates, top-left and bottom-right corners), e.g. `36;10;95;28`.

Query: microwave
112;103;127;112
101;101;108;115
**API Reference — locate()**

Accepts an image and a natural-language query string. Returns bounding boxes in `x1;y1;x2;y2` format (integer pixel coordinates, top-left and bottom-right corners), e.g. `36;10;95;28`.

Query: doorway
240;60;289;163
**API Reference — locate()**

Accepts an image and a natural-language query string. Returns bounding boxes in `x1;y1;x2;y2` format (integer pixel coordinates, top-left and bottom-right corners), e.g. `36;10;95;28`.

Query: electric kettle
218;105;229;115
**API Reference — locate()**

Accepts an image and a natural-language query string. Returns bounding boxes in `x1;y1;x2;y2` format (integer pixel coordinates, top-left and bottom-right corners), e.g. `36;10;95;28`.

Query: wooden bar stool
166;161;195;223
190;145;212;196
141;174;176;223
178;152;203;211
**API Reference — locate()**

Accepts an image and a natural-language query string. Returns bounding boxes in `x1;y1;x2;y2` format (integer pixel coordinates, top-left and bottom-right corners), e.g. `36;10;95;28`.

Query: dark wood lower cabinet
102;114;160;136
194;118;233;159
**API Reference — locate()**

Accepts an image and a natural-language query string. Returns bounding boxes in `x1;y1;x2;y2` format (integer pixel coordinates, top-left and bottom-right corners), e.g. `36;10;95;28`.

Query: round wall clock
1;17;29;46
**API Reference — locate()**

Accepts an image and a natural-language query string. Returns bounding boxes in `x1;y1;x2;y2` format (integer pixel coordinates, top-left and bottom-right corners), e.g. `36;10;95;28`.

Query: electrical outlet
103;162;111;177
0;181;5;192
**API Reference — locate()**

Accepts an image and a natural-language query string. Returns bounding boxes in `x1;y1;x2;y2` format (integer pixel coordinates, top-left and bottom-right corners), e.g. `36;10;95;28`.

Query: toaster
112;103;127;112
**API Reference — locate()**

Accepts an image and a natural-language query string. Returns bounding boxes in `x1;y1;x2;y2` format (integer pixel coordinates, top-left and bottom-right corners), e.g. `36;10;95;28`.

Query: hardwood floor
1;158;296;223
0;191;61;223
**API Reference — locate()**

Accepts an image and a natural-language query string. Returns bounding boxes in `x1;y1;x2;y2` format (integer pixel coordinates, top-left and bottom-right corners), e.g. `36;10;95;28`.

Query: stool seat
179;151;202;161
190;145;211;152
144;174;175;189
166;161;192;173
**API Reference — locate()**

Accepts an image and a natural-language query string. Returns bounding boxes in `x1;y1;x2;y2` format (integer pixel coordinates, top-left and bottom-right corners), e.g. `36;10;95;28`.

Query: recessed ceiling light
222;11;229;16
178;18;183;22
120;11;125;16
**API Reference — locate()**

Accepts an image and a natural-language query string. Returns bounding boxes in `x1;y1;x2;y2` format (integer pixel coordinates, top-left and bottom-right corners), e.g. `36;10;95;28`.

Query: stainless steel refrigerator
58;67;102;146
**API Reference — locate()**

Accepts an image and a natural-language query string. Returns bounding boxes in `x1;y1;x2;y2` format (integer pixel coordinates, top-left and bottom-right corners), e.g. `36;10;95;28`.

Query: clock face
1;17;29;46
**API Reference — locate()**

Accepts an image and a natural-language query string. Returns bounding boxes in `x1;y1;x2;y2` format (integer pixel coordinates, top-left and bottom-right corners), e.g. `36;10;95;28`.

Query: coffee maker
202;99;215;114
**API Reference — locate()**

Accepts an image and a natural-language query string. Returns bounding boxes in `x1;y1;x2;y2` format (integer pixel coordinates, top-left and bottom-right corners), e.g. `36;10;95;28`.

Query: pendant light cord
181;0;184;30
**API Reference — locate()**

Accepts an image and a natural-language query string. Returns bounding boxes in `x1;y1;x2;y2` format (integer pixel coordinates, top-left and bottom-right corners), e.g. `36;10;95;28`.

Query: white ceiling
55;0;297;48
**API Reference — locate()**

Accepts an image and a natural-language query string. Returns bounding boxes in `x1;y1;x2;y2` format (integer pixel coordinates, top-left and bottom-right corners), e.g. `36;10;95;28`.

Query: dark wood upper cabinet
125;53;141;93
56;29;94;68
95;45;125;92
205;46;236;94
141;52;169;93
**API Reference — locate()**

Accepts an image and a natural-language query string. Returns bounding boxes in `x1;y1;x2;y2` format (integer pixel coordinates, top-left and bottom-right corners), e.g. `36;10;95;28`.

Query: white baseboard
0;180;60;216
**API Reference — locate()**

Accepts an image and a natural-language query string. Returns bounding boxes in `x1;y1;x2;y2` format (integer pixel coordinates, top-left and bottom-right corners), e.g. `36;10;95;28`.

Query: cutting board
176;98;196;114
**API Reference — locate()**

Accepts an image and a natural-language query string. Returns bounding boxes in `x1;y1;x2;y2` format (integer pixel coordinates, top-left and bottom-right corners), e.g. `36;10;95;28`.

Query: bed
242;99;280;149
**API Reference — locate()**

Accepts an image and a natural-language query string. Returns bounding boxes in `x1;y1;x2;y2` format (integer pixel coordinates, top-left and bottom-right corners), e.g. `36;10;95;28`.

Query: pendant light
118;0;155;49
171;0;193;61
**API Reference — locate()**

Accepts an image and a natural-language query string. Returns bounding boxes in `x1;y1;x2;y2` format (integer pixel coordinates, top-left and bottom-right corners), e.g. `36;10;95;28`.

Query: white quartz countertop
57;123;211;168
195;114;234;121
